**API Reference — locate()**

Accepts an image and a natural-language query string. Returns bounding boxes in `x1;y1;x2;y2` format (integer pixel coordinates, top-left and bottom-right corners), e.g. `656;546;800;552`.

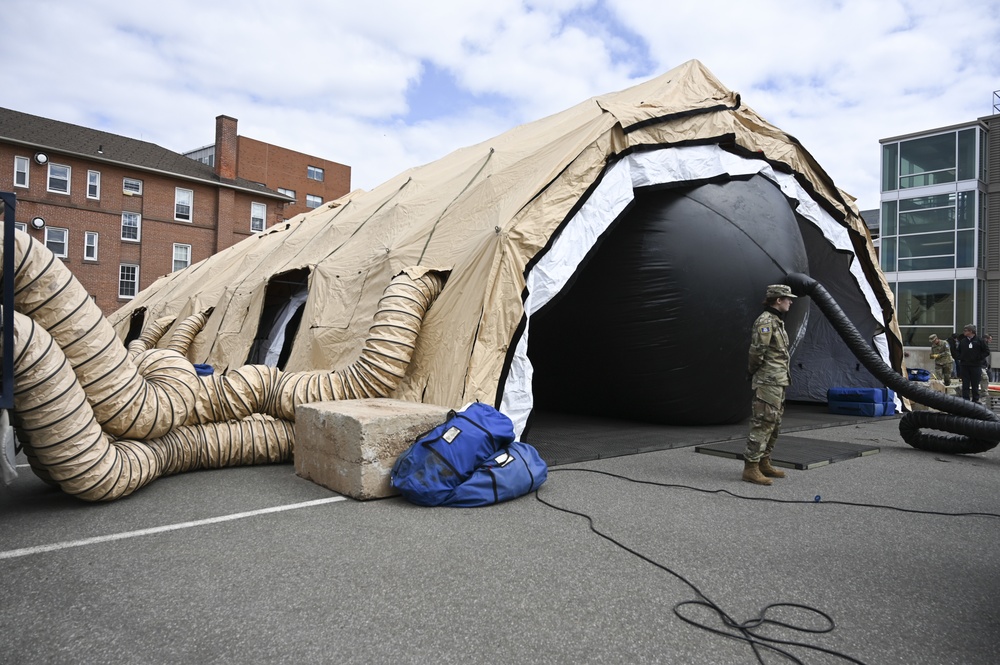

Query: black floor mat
694;436;880;469
523;403;894;466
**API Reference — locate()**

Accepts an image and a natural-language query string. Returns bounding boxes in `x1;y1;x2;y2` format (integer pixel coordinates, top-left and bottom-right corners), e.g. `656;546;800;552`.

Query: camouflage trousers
935;362;953;385
745;384;785;463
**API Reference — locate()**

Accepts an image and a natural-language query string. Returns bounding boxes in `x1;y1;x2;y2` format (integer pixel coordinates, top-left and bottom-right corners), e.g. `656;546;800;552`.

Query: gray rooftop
0;107;288;200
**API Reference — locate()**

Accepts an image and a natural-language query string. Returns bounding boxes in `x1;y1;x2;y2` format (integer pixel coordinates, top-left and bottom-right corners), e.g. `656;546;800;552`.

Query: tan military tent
110;59;901;436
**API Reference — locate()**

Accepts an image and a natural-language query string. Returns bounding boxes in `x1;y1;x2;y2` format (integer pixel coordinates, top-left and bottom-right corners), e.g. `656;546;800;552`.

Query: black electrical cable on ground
535;468;1000;664
783;273;1000;455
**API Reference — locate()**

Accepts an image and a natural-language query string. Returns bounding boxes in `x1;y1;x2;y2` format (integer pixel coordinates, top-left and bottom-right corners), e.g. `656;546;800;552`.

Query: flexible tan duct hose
6;230;200;439
127;315;175;358
180;270;445;424
166;311;210;356
7;310;293;500
2;228;445;501
8;310;162;500
267;270;446;419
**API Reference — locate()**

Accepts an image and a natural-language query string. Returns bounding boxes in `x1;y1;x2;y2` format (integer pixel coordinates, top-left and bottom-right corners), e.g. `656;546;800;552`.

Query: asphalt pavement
2;414;999;664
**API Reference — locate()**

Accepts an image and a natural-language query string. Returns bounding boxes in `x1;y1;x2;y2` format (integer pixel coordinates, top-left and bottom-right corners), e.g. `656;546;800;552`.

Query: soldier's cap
765;284;797;299
929;334;938;341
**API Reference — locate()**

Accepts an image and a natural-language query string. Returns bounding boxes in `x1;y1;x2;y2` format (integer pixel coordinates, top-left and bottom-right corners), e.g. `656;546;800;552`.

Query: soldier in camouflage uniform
743;284;796;485
928;333;953;386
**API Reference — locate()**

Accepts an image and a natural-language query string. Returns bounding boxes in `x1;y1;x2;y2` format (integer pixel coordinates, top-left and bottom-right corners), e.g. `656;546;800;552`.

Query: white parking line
0;496;348;560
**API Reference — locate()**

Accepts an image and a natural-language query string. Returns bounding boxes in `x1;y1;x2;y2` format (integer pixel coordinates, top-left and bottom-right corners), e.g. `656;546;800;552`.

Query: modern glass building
879;106;1000;349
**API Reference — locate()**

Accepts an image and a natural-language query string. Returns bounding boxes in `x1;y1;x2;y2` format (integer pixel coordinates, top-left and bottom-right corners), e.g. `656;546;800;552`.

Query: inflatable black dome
528;174;809;425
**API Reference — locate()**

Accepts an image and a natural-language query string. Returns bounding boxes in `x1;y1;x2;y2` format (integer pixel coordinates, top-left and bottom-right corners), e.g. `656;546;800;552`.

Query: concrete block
294;398;451;500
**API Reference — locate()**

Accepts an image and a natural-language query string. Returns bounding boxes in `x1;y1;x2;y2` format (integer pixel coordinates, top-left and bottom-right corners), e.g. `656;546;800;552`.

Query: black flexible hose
783;273;1000;455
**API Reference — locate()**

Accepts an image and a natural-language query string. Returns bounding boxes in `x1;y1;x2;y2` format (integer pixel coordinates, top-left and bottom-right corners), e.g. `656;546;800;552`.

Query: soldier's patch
759;326;771;333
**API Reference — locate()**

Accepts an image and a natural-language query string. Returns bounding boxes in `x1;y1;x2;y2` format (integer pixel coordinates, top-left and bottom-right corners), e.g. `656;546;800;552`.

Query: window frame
87;170;101;200
174;187;193;222
307;165;324;181
84;231;99;261
172;243;191;272
47;163;71;194
305;194;322;209
45;227;69;258
14;156;29;188
123;177;143;195
121;212;141;242
119;264;139;299
251;202;266;233
14;221;26;234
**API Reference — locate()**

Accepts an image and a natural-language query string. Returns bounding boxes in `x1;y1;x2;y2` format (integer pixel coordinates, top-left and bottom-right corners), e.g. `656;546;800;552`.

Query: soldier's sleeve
748;318;773;374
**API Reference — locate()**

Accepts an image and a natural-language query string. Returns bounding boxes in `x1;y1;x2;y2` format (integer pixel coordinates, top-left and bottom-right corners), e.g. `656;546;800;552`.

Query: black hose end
784;272;816;297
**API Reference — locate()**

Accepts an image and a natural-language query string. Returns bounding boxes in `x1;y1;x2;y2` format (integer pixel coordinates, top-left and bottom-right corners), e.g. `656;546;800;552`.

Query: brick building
184;116;351;219
0;109;350;315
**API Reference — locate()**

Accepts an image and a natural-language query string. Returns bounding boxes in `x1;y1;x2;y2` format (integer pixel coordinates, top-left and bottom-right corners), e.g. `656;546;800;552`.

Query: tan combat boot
742;460;772;485
759;456;786;479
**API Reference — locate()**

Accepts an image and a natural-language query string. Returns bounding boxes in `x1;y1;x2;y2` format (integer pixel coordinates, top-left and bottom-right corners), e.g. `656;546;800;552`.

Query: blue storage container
827;387;885;403
828;400;888;417
907;368;930;382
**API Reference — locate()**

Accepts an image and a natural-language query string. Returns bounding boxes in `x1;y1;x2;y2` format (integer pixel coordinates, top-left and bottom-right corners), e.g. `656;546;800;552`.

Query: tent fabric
110;60;902;436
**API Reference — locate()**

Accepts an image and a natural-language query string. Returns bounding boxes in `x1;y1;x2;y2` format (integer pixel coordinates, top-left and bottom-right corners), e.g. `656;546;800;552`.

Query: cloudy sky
3;0;999;211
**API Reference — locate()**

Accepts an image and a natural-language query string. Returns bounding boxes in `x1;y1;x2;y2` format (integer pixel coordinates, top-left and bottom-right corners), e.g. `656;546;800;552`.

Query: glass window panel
898;207;955;235
899;170;956;188
882;143;898;192
898;232;953;258
899;194;954;212
898;256;954;270
957;129;976;181
896;281;956;332
956;191;975;229
900;133;956;176
981;128;988;182
956;230;975;268
881;237;896;272
956;279;974;329
881;200;897;236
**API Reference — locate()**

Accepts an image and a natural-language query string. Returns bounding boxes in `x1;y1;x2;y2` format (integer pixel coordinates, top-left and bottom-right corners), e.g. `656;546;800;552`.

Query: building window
173;243;191;272
123;177;143;195
84;231;99;261
894;278;974;346
307;166;324;181
882;129;981;193
121;212;141;241
14;156;28;188
14;222;26;234
45;227;68;258
87;170;101;199
47;163;71;194
175;188;193;222
278;187;295;199
305;194;322;209
880;192;979;272
251;202;266;233
119;264;139;299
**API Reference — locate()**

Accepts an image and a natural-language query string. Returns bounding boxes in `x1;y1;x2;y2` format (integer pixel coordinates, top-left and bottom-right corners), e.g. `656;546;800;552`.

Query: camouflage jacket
748;308;790;387
929;339;952;364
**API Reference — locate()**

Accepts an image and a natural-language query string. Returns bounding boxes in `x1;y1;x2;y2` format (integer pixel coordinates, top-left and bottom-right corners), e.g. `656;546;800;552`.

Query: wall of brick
1;143;286;316
237;136;351;217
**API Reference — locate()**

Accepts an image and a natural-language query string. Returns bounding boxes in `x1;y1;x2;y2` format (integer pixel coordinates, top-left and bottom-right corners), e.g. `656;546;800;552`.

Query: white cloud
2;0;999;208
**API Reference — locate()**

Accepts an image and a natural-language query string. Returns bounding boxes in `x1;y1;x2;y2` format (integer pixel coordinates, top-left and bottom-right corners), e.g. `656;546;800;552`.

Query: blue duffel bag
390;402;515;507
444;441;548;507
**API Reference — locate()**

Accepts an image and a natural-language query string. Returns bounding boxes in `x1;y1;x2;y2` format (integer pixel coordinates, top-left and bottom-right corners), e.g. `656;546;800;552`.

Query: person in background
928;333;953;386
980;333;993;406
956;324;990;404
948;333;962;379
743;284;796;486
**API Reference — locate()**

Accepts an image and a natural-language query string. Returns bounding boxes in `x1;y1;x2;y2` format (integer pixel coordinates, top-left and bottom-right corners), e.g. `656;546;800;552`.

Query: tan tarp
110;60;901;433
